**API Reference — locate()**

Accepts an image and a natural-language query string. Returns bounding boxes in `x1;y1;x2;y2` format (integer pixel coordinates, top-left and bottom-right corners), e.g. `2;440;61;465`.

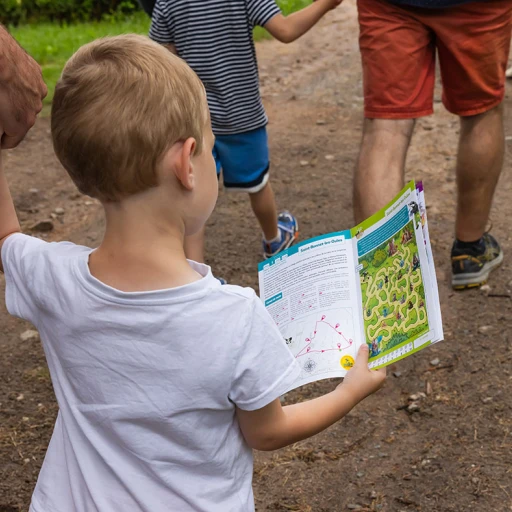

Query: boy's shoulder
3;233;89;265
206;282;259;313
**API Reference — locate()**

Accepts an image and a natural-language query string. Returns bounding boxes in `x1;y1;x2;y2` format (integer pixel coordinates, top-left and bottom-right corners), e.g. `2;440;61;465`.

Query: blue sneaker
263;212;299;259
216;277;227;285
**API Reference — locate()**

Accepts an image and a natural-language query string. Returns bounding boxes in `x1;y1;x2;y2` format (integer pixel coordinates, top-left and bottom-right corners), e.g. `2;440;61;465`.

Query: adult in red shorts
353;0;511;290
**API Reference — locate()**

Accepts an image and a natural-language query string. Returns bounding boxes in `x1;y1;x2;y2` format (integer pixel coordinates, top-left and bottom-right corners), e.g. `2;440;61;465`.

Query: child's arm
236;345;385;451
0;153;21;273
263;0;343;44
163;43;178;55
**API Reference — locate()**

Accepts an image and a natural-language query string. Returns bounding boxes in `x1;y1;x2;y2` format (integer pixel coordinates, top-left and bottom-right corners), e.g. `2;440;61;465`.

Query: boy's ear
174;137;197;191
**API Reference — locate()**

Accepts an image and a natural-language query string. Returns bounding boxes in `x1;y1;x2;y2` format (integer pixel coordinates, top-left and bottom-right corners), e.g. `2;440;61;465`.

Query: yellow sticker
340;355;355;370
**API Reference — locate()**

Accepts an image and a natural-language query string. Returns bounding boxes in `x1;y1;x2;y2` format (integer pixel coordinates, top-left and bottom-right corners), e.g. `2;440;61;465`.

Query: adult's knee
362;118;415;141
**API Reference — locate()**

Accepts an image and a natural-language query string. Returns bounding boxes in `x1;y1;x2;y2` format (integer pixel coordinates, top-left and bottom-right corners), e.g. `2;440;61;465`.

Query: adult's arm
0;25;47;149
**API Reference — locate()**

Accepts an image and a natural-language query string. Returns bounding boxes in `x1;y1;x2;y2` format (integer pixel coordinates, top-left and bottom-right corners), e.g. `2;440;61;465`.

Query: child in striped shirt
150;0;342;263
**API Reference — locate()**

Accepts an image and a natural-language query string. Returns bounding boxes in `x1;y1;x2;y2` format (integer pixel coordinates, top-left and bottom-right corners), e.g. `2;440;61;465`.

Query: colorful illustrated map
359;220;429;360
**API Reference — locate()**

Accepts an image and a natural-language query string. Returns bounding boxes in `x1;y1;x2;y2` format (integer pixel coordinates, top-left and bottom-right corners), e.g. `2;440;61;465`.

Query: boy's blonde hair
51;34;207;202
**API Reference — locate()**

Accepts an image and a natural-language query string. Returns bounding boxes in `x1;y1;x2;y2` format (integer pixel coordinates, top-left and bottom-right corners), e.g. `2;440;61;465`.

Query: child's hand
339;345;386;403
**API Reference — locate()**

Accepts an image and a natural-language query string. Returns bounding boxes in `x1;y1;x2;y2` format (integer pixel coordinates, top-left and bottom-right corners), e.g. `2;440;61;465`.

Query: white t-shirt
2;234;300;512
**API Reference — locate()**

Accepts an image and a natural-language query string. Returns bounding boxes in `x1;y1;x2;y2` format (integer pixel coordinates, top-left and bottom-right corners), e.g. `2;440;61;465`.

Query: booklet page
352;182;442;368
258;231;363;391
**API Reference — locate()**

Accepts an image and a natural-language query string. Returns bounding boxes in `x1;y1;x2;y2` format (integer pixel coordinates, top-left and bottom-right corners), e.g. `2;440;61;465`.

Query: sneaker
216;277;227;285
263;211;299;259
451;233;503;290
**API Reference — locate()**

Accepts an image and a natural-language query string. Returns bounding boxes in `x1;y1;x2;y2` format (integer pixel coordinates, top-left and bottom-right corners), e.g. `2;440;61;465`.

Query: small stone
421;459;430;467
409;393;422;401
22;416;30;422
430;358;440;367
20;330;39;342
84;201;93;206
356;471;365;478
407;402;420;413
300;160;309;166
378;452;389;458
16;394;24;401
370;491;377;499
50;213;58;219
325;154;335;161
392;371;402;378
316;119;326;125
426;381;433;395
480;284;491;295
54;207;65;215
482;397;493;404
24;458;31;464
30;220;54;232
478;325;493;335
29;188;39;195
347;505;362;510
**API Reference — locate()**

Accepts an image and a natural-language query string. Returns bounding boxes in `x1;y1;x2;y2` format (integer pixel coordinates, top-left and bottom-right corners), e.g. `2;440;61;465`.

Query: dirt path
1;3;512;511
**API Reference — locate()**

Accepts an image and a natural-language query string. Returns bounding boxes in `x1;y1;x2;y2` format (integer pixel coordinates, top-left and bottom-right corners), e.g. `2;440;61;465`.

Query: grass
10;0;311;105
11;12;151;104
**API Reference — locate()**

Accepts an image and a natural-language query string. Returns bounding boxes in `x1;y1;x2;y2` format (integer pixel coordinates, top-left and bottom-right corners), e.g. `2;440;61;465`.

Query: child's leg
184;227;205;263
249;182;279;241
217;127;298;257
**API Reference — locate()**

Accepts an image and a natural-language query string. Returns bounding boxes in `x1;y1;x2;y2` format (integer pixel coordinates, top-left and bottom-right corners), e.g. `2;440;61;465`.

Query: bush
0;0;140;26
372;249;387;268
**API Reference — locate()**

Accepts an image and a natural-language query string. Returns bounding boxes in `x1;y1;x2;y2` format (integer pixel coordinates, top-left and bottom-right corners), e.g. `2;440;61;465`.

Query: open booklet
258;181;443;392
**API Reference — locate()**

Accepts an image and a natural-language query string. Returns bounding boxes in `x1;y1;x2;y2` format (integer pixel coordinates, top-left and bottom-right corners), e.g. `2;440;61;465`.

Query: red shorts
358;0;512;118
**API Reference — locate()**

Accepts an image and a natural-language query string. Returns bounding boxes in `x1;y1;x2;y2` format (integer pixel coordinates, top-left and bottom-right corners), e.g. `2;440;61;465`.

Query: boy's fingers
354;344;369;366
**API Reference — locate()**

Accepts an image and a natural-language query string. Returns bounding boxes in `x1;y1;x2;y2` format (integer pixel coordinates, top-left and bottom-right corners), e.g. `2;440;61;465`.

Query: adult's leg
355;0;434;223
456;105;504;242
353;118;415;224
249;182;279;241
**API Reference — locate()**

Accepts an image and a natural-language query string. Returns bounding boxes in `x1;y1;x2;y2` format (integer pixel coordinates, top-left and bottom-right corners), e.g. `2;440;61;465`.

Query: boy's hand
0;26;47;149
339;345;386;404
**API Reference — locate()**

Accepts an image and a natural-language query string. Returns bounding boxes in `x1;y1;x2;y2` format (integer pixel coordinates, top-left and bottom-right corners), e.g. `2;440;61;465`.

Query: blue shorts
213;127;270;193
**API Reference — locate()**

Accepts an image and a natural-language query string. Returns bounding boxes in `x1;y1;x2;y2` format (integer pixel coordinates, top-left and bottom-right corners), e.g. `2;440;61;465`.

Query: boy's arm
236;345;385;451
163;43;178;55
0;153;21;273
264;0;342;44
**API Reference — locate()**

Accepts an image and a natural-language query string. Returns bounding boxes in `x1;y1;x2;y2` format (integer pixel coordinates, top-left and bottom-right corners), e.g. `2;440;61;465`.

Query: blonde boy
0;35;385;512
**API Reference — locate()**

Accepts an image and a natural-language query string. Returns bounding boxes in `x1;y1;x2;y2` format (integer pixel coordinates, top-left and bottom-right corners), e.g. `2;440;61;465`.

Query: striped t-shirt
149;0;281;135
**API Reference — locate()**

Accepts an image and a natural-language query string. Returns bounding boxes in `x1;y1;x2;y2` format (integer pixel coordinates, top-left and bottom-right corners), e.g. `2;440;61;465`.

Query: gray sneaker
451;233;503;290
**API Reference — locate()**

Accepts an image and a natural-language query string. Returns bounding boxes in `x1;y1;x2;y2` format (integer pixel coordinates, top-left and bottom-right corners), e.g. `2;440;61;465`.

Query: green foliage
8;0;309;105
0;0;140;26
372;249;387;268
11;12;150;104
